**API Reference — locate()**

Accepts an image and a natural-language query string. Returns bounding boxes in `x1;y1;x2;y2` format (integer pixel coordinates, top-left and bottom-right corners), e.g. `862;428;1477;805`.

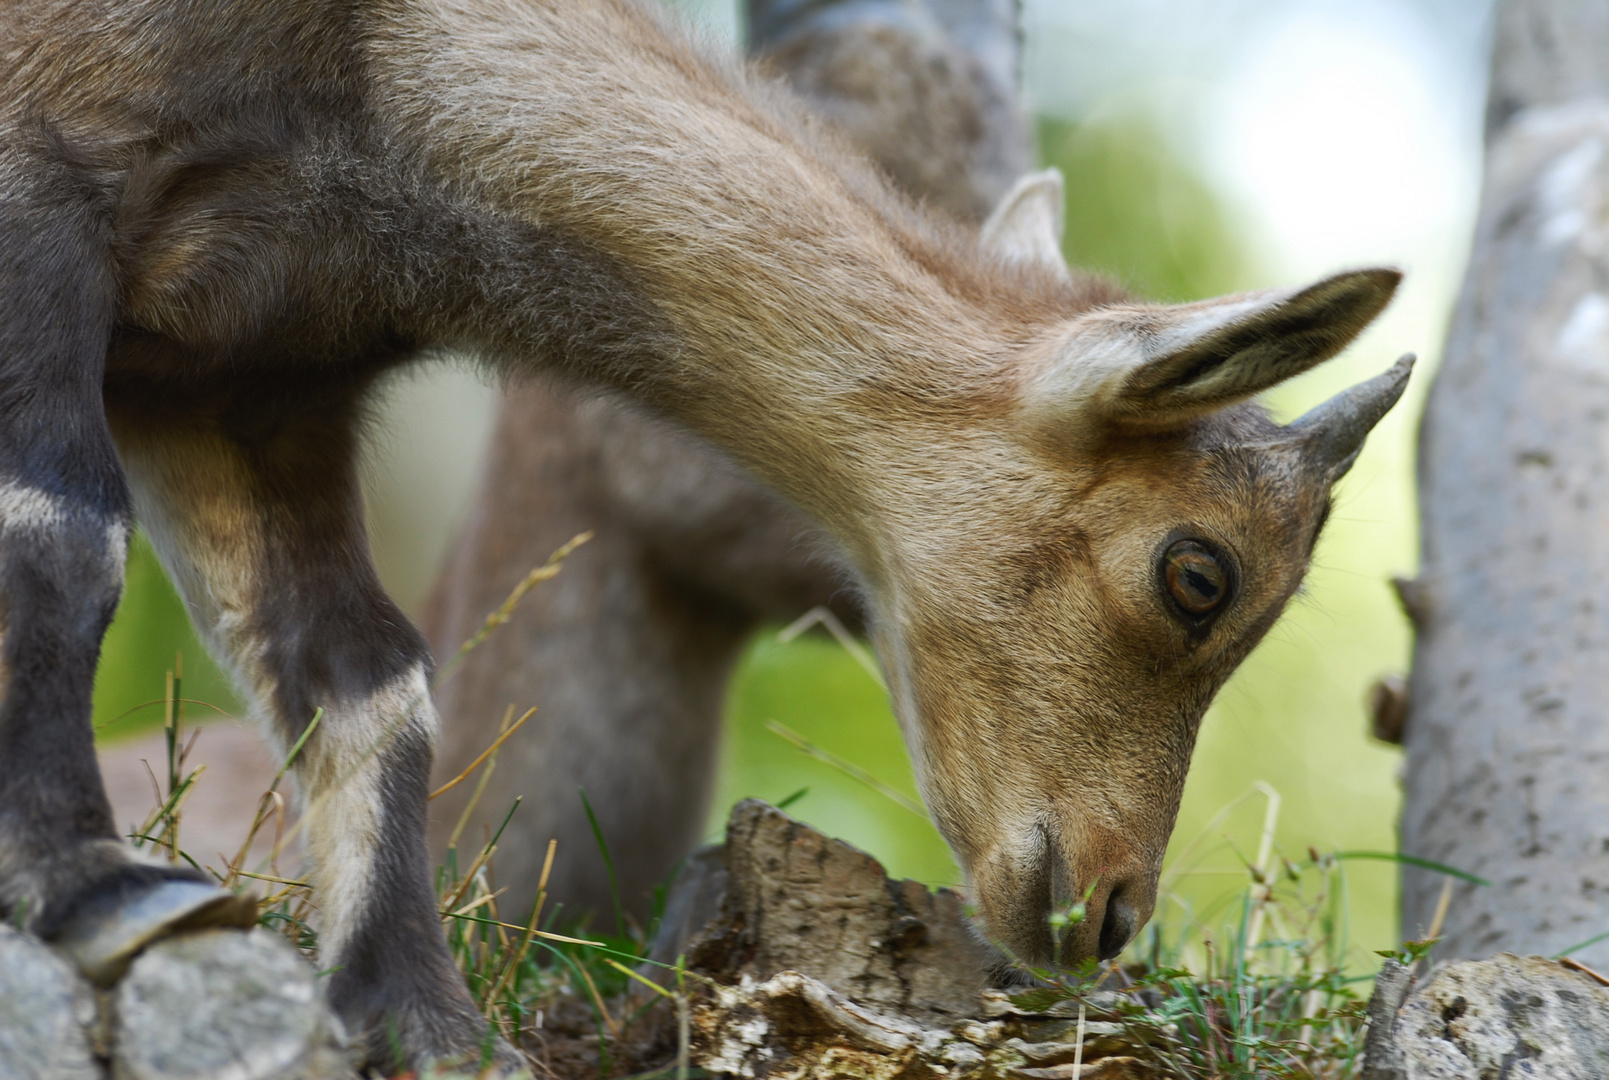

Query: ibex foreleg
0;145;251;978
110;382;514;1072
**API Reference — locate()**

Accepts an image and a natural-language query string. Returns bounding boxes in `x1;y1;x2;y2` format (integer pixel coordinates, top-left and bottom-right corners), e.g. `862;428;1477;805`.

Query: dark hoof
53;879;258;985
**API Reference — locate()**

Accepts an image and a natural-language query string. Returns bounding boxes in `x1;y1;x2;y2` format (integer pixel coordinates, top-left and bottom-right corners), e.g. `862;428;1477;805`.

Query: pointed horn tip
1376;351;1417;406
1286;351;1417;461
1355;265;1404;294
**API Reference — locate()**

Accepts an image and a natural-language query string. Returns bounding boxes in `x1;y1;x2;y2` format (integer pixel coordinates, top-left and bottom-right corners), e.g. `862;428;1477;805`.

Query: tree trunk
1402;0;1609;963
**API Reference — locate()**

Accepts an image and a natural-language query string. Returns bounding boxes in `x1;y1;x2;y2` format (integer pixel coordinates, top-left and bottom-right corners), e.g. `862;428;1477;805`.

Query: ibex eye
1162;540;1231;617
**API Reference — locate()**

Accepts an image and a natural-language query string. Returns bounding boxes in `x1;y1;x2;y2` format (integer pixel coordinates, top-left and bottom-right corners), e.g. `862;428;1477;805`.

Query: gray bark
1402;0;1609;962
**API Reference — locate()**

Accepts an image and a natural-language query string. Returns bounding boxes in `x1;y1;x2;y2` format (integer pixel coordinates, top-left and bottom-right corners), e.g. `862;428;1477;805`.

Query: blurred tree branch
1401;0;1609;963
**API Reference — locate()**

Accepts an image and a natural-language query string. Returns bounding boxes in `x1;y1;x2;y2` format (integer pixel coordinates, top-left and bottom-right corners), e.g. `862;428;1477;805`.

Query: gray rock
1364;953;1609;1079
112;928;355;1080
0;923;100;1080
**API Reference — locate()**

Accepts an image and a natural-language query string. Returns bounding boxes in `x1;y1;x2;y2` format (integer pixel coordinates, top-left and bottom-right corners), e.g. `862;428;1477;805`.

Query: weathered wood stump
674;799;998;1025
665;803;1609;1080
663;802;1156;1079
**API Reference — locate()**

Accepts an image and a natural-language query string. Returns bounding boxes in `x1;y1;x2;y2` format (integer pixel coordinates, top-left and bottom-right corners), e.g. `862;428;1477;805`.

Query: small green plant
983;785;1487;1080
986;835;1366;1078
1375;938;1440;968
1048;880;1099;969
431;802;701;1076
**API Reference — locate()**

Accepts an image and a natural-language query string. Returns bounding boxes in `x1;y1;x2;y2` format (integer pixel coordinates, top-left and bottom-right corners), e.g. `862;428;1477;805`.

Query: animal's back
9;0;1048;400
1;0;365;137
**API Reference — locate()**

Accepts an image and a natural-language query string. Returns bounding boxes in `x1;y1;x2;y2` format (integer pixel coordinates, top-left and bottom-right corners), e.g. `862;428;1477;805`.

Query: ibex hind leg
0;148;252;984
110;385;521;1075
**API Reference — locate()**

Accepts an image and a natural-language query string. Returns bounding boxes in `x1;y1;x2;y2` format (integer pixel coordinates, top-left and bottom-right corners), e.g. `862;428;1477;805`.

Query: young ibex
424;0;1029;927
0;0;1408;1069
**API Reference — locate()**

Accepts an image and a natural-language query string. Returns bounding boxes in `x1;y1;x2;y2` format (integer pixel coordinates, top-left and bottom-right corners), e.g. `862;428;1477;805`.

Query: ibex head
863;171;1410;969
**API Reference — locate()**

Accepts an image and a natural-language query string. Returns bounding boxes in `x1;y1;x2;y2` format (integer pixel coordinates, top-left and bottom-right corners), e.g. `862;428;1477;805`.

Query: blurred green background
94;0;1496;975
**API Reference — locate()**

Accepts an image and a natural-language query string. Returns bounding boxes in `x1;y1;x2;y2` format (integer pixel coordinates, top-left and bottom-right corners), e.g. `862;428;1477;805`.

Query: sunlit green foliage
1042;105;1253;302
93;533;240;743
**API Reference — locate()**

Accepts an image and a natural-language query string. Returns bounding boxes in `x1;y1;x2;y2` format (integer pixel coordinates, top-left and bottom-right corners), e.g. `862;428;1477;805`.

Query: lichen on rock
0;923;100;1080
112;928;355;1080
0;922;353;1080
1361;953;1609;1079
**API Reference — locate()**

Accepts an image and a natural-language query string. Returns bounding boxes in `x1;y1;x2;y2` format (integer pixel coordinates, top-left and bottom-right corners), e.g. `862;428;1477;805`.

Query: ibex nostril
1097;889;1137;960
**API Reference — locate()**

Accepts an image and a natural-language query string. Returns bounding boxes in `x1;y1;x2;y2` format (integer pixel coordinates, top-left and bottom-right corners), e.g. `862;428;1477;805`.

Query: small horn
1288;353;1415;479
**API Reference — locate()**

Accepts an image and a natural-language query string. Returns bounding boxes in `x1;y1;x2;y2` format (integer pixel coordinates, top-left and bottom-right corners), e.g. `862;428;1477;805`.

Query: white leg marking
0;481;68;534
0;482;128;579
301;665;438;960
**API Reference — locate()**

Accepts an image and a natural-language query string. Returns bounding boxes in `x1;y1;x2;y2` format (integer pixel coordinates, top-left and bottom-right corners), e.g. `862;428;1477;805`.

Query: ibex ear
981;169;1070;277
1030;268;1401;432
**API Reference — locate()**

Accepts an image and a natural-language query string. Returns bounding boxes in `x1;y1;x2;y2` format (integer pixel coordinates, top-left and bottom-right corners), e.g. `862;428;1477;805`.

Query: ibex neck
373;0;1017;539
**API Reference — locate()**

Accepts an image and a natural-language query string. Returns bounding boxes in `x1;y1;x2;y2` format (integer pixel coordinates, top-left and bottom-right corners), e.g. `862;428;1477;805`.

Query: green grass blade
273;708;324;788
1333;850;1490;886
764;720;925;816
1551;930;1609;959
581;788;627;938
487;796;524;850
775;787;809;811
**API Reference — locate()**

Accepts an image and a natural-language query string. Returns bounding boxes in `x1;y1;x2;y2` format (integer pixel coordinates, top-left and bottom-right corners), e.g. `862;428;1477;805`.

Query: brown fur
0;0;1405;1066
